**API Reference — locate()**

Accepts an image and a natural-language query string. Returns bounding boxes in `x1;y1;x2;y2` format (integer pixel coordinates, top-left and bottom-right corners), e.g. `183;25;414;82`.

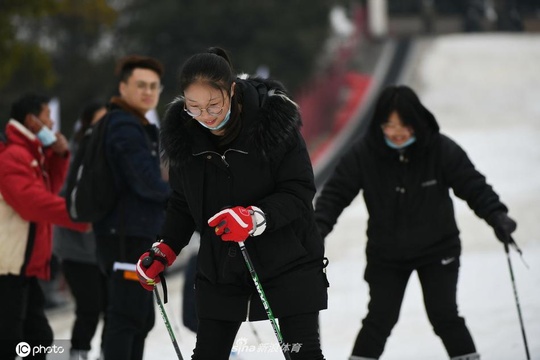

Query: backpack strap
0;130;7;153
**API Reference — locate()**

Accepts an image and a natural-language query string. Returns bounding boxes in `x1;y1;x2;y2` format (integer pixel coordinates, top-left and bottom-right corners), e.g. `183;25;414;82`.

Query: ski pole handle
142;255;153;267
141;254;154;268
141;252;182;358
141;252;168;303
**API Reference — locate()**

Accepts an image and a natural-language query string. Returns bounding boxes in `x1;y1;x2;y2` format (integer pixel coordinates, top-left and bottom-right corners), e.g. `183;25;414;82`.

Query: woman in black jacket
314;85;516;360
136;47;328;359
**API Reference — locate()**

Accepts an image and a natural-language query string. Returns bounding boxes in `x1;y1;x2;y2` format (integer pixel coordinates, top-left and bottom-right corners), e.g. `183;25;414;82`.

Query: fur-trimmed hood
161;76;302;166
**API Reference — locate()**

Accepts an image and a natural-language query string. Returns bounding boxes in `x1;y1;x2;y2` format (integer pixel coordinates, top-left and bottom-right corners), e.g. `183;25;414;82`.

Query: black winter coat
315;102;508;264
160;77;328;321
94;103;170;240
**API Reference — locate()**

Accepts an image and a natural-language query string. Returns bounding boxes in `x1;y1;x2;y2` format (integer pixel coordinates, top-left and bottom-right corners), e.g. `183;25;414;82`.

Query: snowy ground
48;33;540;359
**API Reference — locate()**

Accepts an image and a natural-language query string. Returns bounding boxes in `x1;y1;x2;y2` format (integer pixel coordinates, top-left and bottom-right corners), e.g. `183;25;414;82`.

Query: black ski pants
352;256;477;358
0;275;53;360
96;235;155;360
61;260;107;351
192;312;325;359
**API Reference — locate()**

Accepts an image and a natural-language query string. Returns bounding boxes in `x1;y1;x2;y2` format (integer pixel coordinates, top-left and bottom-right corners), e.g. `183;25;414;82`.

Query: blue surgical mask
385;136;416;150
198;107;231;131
36;126;57;147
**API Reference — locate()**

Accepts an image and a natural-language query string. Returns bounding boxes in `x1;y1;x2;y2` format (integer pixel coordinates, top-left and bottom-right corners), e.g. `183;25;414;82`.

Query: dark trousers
96;235;155;360
192;312;325;360
0;275;53;360
62;260;107;351
352;257;477;358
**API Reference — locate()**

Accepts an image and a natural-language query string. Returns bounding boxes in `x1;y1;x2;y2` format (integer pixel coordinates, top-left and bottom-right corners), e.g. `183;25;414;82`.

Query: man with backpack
0;93;89;360
93;55;170;360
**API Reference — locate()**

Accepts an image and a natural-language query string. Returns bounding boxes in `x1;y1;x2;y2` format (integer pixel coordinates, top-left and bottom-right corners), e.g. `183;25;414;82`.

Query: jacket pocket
253;226;308;274
218;241;247;284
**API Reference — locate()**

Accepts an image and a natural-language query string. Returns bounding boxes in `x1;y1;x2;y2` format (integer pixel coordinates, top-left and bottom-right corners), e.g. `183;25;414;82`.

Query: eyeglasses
381;122;413;132
135;81;164;94
184;104;225;117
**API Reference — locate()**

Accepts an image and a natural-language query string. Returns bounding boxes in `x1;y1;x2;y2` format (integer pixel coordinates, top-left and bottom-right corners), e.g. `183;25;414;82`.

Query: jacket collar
161;77;302;167
109;96;150;125
5;119;44;161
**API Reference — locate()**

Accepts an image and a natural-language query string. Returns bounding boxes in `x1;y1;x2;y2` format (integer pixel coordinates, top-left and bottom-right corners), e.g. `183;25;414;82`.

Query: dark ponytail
178;46;235;96
207;47;233;70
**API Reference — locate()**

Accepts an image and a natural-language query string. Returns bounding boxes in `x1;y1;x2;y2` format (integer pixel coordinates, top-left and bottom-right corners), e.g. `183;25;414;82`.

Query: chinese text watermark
231;338;303;353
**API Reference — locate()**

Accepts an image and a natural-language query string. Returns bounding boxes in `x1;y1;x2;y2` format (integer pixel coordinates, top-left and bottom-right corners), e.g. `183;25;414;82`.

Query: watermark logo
15;342;65;358
15;342;31;357
231;337;303;353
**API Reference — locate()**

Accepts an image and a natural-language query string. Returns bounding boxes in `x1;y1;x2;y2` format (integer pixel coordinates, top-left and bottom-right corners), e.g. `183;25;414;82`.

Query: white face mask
385;135;416;150
197;107;232;131
36;126;57;146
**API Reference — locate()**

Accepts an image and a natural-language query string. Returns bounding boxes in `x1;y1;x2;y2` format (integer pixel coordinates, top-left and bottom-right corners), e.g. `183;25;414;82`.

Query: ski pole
504;237;530;360
238;241;292;360
142;256;184;360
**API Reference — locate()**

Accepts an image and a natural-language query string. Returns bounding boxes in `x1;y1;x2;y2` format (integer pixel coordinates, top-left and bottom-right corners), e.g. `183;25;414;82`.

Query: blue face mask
385;136;416;150
198;107;231;131
36;126;57;147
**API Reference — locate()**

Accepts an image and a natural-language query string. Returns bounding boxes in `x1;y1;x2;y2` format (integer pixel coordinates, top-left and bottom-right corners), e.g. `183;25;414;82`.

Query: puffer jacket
160;77;328;321
315;95;508;263
0;120;88;279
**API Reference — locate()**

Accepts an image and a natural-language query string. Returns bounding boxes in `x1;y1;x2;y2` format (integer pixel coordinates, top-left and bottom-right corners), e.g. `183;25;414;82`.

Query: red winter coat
0;120;88;280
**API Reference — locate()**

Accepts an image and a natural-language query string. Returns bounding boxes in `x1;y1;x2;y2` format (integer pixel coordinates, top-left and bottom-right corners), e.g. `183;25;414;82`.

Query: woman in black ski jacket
136;47;328;359
314;85;517;360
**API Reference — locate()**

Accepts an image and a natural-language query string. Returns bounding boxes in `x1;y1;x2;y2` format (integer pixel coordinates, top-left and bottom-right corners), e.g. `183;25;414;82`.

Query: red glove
208;206;266;242
136;241;177;291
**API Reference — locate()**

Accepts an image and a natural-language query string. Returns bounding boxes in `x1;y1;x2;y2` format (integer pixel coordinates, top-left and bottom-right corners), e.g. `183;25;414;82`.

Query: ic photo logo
15;342;31;357
15;341;65;357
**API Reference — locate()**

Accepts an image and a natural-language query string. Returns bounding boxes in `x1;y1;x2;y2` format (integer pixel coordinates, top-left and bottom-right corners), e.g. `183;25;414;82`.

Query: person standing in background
54;101;108;360
0;93;89;360
314;85;517;360
93;55;171;360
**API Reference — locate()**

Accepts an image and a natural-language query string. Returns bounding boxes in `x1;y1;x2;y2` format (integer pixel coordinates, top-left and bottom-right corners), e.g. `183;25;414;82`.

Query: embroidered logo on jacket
441;257;456;265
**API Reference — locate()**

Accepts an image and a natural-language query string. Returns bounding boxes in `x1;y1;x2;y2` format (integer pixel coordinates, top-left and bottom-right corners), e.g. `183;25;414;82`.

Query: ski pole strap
509;236;529;269
159;273;168;304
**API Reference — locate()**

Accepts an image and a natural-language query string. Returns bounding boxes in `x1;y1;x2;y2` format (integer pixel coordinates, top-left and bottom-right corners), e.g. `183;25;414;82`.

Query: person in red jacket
0;94;89;360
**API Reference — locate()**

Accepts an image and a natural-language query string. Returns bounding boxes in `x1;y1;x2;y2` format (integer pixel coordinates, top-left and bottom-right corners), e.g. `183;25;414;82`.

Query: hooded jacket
315;90;507;263
160;77;328;321
0;120;88;279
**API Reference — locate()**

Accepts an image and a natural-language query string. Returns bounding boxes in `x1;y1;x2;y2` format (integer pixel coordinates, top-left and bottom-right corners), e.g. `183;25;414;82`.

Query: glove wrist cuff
248;206;266;236
486;211;505;226
152;241;177;266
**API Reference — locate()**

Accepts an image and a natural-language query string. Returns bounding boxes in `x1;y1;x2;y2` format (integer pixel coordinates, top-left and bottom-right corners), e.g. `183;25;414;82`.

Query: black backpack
65;111;117;222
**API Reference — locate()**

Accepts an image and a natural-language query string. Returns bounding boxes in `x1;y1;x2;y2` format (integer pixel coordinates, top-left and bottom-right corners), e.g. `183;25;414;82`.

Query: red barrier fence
295;5;371;166
308;72;371;165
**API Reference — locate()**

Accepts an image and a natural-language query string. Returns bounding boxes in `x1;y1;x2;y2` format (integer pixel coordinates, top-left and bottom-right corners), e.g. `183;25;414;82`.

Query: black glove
487;212;517;244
